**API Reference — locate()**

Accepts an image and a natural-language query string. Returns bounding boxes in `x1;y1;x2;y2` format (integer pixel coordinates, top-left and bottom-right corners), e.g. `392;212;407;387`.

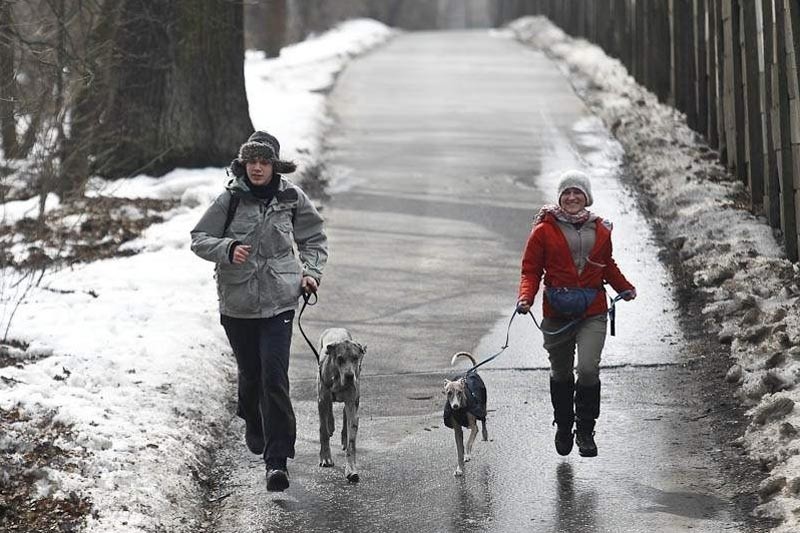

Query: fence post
761;0;781;226
649;0;672;103
743;0;766;212
707;0;720;148
673;0;698;128
722;0;740;171
716;0;728;159
776;0;799;261
695;0;709;137
785;0;800;258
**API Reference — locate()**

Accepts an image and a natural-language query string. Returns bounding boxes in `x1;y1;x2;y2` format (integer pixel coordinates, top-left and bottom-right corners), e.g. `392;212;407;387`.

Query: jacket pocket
268;254;301;307
217;264;258;315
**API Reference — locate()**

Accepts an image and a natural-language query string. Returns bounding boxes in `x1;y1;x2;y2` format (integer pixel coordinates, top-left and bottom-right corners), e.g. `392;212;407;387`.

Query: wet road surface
204;30;756;532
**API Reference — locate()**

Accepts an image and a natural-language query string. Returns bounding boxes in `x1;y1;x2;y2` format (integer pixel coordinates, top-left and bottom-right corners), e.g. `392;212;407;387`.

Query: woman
517;170;635;458
191;131;328;491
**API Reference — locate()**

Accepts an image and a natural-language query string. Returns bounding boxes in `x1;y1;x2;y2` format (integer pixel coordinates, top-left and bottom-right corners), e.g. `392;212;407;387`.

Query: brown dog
443;352;488;476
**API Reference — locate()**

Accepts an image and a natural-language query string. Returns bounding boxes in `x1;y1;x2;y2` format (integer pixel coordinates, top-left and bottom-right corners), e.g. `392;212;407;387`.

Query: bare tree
0;0;18;160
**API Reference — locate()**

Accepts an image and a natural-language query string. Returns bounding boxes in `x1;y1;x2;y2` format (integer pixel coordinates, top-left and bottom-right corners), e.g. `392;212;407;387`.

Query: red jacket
518;213;635;318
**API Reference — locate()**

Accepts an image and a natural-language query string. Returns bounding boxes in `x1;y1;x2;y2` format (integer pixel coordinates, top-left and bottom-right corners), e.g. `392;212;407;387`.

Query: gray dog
317;328;366;482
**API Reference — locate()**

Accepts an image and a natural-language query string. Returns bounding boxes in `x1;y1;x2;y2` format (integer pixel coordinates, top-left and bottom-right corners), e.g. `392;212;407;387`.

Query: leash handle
608;291;630;337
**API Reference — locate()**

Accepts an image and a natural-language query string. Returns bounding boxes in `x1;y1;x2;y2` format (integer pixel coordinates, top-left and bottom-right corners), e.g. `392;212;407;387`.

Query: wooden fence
492;0;800;262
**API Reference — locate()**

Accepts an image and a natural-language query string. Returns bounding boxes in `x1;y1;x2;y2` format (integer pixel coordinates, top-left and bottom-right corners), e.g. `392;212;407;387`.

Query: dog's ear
324;343;337;357
442;379;450;393
358;343;367;356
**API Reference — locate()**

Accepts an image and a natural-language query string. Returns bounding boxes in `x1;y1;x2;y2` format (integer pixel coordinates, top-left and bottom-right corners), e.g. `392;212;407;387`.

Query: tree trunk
61;0;120;197
96;0;254;179
0;0;18;159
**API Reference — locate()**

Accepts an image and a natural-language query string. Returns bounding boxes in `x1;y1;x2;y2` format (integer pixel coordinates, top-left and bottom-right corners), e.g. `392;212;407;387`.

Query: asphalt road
203;30;763;533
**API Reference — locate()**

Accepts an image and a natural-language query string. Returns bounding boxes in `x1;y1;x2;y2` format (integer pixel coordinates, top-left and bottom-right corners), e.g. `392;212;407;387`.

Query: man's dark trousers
221;311;296;464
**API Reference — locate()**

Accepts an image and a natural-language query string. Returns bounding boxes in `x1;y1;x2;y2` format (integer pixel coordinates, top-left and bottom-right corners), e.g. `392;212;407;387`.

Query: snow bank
510;16;800;531
0;19;394;533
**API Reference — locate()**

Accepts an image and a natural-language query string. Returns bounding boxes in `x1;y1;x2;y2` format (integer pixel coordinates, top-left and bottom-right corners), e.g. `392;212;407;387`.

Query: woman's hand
516;299;531;314
622;288;637;301
231;244;251;264
302;276;318;294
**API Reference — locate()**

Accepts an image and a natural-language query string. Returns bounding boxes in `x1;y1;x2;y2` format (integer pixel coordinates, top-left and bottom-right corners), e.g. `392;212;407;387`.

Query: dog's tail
450;351;477;367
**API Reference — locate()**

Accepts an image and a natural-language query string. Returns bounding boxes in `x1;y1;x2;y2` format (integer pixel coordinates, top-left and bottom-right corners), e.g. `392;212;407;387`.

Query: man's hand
232;244;251;264
302;276;318;294
516;299;531;314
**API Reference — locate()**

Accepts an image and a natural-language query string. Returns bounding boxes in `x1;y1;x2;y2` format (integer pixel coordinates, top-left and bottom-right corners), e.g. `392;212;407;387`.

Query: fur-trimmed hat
557;170;593;207
229;130;296;177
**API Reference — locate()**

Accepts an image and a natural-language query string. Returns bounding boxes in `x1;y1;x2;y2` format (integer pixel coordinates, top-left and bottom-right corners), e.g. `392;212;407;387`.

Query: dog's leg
465;415;479;462
343;397;360;482
318;389;334;467
341;406;347;451
453;422;465;477
481;419;488;441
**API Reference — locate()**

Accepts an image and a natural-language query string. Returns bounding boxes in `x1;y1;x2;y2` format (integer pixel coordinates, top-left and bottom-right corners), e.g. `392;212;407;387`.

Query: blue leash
466;290;632;375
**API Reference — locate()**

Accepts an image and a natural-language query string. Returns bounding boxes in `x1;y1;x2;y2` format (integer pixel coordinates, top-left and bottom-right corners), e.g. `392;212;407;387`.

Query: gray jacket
190;176;328;319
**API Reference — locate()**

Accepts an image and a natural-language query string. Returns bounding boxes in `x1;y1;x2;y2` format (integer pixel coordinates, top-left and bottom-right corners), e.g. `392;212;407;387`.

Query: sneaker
266;468;289;492
554;426;574;456
575;430;597;457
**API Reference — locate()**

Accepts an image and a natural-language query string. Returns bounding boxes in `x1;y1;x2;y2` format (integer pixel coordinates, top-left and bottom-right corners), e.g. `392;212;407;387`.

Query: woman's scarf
532;204;595;226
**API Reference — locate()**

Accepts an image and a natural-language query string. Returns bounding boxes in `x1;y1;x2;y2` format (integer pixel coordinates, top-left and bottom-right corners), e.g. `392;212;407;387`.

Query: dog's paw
346;468;360;483
464;454;471;463
319;457;334;468
454;466;464;477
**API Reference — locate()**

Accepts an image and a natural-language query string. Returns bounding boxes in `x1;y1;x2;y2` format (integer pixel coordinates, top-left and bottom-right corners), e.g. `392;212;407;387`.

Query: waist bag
544;287;599;318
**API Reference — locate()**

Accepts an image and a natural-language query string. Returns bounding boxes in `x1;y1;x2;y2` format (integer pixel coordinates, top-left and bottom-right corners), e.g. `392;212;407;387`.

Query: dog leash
527;291;631;337
466;291;632;374
298;292;321;364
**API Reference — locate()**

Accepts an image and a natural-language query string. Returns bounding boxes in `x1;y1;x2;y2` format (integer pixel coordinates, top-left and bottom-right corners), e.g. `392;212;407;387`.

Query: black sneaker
555;426;574;456
266;468;289;492
575;430;597;457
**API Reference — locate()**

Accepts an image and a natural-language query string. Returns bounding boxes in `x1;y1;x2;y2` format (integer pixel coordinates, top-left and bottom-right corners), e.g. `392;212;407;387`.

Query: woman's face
559;187;587;214
246;158;273;186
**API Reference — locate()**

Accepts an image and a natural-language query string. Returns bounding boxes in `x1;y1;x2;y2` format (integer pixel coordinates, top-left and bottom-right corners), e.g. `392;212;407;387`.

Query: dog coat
443;372;487;429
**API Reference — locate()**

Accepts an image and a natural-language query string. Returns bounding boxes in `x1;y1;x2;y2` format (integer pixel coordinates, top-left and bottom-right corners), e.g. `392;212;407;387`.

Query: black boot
575;381;600;457
266;458;289;492
550;378;575;456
